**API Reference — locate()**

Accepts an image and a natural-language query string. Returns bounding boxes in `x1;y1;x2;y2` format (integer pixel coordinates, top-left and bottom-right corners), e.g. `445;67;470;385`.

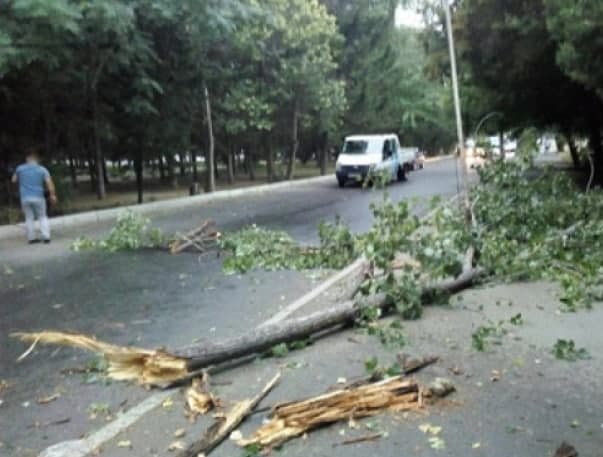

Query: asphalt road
0;158;461;456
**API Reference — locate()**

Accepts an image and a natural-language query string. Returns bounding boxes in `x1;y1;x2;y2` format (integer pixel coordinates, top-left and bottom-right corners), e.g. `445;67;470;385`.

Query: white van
335;134;413;187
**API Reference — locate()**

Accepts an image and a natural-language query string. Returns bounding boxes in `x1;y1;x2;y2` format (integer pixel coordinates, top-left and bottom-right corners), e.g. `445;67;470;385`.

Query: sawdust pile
238;376;423;448
12;331;187;384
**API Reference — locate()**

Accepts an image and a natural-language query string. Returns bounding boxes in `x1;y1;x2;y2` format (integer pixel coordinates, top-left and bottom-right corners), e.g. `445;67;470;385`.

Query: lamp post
442;0;471;220
473;111;503;161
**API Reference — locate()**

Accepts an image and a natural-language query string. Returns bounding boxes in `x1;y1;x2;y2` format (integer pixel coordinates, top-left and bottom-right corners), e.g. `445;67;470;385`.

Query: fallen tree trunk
13;267;483;385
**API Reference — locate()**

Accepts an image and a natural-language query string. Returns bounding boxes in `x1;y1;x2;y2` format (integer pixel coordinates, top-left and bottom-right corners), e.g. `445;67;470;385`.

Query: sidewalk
34;279;603;457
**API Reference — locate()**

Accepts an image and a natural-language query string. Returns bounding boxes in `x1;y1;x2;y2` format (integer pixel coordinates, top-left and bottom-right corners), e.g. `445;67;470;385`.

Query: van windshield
342;140;368;154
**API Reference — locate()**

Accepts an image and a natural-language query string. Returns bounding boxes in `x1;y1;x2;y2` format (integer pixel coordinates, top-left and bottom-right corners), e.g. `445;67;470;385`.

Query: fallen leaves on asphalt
419;423;442;435
167;441;185;451
173;428;186;438
117;440;131;448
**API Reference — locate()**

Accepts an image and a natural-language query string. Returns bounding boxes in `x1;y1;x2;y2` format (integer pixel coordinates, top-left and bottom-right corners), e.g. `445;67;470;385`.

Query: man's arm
45;176;58;204
11;172;17;184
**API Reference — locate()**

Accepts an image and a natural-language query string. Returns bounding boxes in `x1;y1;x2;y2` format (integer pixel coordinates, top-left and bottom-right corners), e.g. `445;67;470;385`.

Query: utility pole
442;0;471;220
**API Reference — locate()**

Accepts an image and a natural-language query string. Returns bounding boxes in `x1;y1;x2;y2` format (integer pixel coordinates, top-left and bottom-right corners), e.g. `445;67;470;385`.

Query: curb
0;175;334;241
36;191;460;457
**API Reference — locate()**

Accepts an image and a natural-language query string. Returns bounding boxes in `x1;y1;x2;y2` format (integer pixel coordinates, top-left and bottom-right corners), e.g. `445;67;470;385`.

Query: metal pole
473;111;503;141
442;0;471;218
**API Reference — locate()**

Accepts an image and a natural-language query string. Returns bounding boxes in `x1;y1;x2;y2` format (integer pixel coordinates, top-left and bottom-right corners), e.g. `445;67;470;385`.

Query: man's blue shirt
16;163;49;200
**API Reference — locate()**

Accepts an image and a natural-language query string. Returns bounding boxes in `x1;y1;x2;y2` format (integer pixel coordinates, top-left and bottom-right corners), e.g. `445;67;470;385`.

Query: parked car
336;134;411;187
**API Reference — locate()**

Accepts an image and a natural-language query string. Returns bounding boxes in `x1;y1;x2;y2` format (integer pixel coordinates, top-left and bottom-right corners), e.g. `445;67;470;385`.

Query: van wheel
397;166;406;182
337;177;345;188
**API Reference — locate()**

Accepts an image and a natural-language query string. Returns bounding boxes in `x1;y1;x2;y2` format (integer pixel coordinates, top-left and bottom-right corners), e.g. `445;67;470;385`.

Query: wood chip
37;393;60;405
334;432;383;447
168;441;186;451
185;376;219;421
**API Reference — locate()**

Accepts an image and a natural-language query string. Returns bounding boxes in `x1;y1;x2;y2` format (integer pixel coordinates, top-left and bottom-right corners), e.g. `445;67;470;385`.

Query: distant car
335;134;411;187
413;150;425;170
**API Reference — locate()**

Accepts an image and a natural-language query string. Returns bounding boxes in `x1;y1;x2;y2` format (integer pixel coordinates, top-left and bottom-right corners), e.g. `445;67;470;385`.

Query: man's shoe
43;239;51;244
28;239;41;244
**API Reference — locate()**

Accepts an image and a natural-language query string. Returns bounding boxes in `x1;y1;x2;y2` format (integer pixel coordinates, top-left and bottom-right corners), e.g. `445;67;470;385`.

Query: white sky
395;5;424;29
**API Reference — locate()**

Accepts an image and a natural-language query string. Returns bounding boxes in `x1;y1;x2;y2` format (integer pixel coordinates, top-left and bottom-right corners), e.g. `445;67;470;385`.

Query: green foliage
471;324;502;352
267;339;312;358
269;343;289;358
516;128;540;168
509;313;524;326
552;339;590;361
71;211;166;252
242;443;261;457
544;0;603;101
457;0;603;151
220;220;357;274
474;161;603;310
364;356;401;377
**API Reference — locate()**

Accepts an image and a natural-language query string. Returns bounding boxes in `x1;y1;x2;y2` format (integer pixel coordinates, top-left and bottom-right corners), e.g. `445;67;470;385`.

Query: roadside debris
27;417;70;429
237;375;452;449
12;257;478;387
12;331;188;384
186;375;220;421
37;393;60;405
554;442;578;457
168;441;186;452
173;428;186;438
170;220;220;254
334;432;383;447
176;372;280;457
398;354;439;374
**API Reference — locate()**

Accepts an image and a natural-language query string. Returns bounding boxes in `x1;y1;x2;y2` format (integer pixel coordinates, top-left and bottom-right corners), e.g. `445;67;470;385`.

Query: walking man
12;150;57;244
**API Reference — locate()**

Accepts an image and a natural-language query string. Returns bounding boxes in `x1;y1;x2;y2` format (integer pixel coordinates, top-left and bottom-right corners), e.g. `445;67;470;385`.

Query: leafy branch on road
71;212;166;252
218;219;357;275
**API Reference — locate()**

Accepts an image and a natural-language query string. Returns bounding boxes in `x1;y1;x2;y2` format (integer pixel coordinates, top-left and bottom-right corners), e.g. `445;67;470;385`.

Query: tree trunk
135;141;144;204
319;131;328;176
565;133;581;170
227;145;234;184
179;154;186;178
172;267;482;372
158;156;166;180
191;149;198;183
247;145;255;181
68;154;78;188
590;125;603;186
499;130;505;161
92;89;106;199
86;143;97;193
204;84;216;193
167;154;178;189
286;98;299;180
102;155;110;186
265;133;274;182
